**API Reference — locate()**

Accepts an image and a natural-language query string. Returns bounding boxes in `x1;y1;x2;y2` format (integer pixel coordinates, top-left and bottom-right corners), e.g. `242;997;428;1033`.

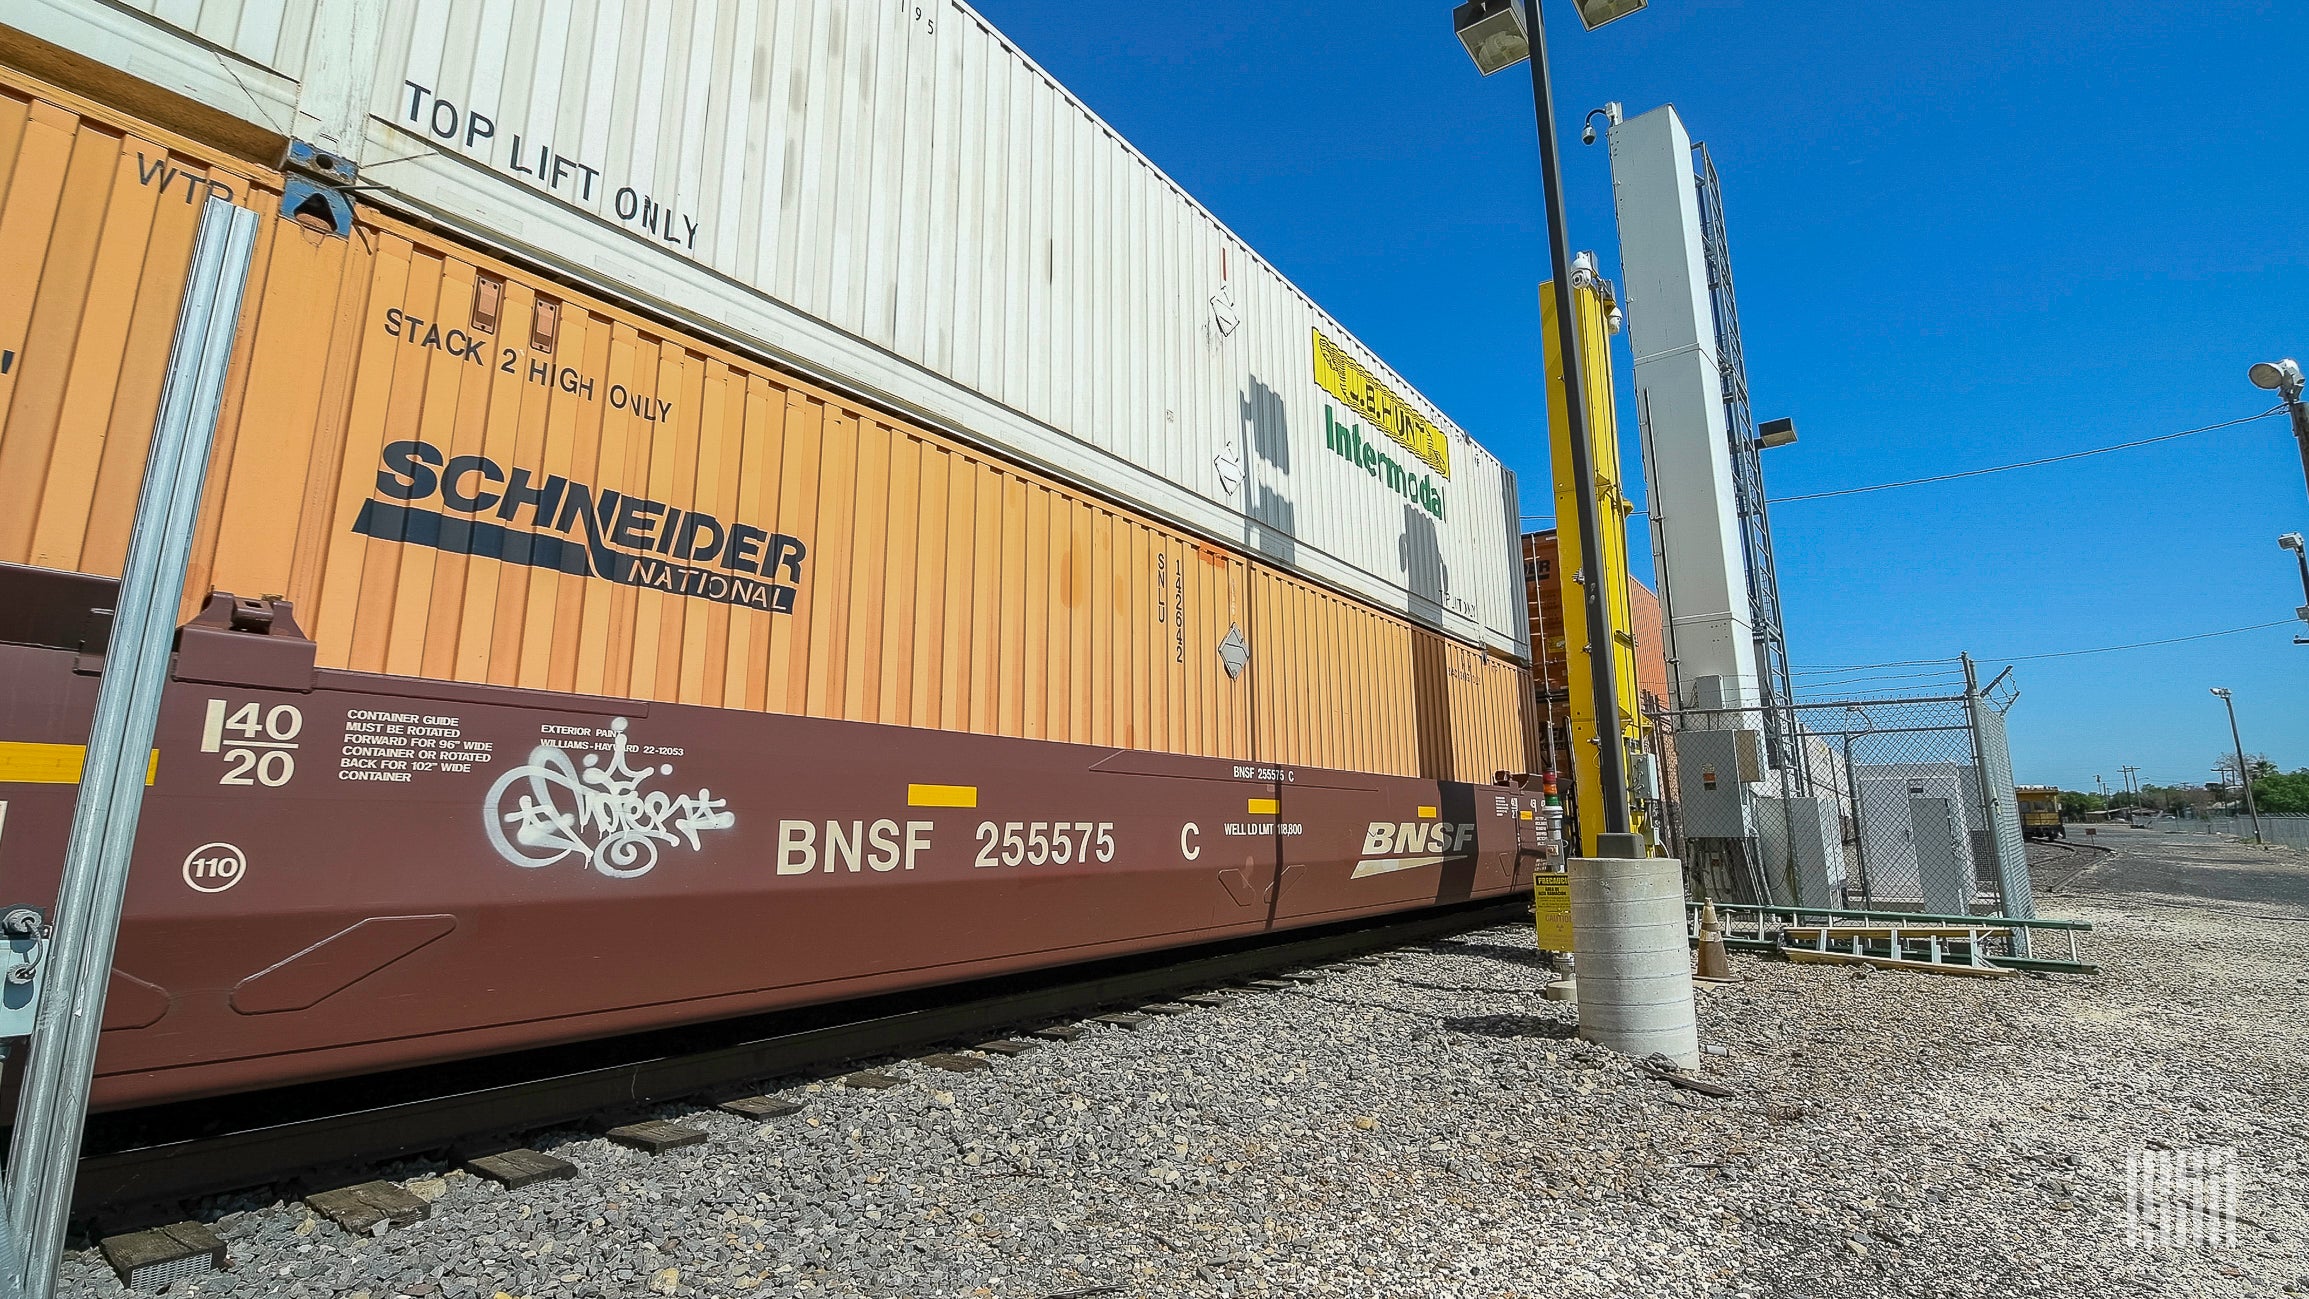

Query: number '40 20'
218;702;302;787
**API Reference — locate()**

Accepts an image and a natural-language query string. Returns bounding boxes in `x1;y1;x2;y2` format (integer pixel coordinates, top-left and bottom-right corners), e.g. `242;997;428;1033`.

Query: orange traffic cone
1694;900;1734;982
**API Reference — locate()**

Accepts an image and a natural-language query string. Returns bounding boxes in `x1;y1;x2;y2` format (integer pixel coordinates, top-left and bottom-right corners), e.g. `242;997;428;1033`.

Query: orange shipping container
0;68;1533;783
1520;529;1670;750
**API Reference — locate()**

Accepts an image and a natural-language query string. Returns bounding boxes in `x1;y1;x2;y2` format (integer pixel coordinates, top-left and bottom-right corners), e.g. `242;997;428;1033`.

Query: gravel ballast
55;827;2308;1298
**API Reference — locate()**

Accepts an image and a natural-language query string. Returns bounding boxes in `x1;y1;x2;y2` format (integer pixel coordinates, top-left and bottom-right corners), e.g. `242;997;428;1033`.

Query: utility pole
2209;688;2263;846
2120;765;2140;804
1518;0;1636;860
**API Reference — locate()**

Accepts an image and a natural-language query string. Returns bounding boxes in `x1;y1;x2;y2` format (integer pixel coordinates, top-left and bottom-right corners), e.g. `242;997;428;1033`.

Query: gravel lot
57;828;2309;1298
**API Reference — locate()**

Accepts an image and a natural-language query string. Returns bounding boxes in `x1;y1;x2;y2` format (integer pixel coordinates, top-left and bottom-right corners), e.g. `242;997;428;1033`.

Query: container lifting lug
0;905;51;1048
227;596;276;634
280;140;357;239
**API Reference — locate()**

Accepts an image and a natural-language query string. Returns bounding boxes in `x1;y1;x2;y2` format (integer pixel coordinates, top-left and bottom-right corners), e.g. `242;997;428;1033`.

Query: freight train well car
0;47;1543;1112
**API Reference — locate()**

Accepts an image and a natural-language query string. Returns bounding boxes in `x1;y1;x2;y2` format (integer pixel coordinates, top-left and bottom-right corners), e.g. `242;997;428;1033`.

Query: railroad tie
717;1095;805;1120
306;1181;431;1234
603;1119;710;1153
917;1053;995;1073
463;1148;580;1189
99;1223;226;1289
840;1070;907;1090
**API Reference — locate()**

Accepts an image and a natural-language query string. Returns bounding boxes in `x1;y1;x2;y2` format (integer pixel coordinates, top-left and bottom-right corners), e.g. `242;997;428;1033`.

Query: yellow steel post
1540;272;1651;859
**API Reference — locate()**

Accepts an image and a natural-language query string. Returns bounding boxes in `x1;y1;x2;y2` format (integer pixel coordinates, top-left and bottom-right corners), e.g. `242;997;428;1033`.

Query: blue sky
972;0;2308;790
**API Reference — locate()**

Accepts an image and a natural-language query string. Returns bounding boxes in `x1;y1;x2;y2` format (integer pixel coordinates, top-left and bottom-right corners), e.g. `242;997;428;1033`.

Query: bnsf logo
1361;821;1476;855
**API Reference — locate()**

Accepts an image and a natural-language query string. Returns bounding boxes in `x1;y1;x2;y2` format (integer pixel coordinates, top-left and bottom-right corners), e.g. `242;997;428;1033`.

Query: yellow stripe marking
1417;805;1438;819
1520;810;1535;821
907;783;977;809
1246;797;1280;815
0;743;158;785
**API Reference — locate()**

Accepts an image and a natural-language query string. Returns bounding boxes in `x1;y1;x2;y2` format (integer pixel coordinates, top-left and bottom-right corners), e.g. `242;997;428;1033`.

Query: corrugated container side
83;0;308;82
300;0;1543;655
0;67;1534;784
1;4;1529;659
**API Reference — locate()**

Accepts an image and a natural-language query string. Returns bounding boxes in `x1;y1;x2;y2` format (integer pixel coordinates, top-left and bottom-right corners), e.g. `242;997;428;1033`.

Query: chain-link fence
2204;814;2309;851
1665;683;2034;921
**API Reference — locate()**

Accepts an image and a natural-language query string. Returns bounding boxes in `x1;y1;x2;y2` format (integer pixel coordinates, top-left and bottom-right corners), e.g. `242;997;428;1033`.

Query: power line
1768;407;2283;505
1791;657;1961;675
1790;669;1969;691
1980;620;2298;663
1792;619;2293;677
1518;407;2281;524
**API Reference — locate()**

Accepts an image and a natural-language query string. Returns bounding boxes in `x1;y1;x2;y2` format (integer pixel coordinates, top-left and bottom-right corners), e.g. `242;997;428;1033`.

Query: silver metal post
4;197;258;1298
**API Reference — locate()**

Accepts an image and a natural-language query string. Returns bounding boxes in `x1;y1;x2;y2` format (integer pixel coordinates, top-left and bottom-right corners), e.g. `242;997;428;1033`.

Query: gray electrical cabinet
1910;796;1976;915
1757;795;1846;908
1676;729;1754;839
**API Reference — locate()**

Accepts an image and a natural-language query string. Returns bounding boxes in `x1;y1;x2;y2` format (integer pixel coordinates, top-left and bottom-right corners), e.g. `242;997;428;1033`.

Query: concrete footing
1570;856;1700;1069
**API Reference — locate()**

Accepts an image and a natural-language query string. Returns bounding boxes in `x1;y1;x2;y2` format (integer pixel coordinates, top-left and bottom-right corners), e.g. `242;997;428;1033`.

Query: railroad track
2031;837;2114;894
73;898;1528;1225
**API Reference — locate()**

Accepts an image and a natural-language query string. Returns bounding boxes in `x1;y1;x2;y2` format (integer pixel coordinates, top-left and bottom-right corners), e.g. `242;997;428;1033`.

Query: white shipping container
6;0;1531;661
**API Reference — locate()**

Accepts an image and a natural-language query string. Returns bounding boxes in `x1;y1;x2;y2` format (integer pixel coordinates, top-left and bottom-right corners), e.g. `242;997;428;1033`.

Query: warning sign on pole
1533;874;1574;950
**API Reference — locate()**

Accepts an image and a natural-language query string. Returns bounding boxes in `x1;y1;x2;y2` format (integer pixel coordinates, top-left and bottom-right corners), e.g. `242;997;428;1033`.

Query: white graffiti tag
483;718;735;877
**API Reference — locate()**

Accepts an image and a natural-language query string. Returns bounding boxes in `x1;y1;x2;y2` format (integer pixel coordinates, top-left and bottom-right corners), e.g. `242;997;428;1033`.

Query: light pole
2209;688;2263;845
2281;532;2308;645
2250;358;2309;506
1453;0;1645;859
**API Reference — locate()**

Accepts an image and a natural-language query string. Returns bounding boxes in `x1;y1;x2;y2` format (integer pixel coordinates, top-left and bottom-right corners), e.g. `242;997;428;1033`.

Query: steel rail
68;898;1527;1219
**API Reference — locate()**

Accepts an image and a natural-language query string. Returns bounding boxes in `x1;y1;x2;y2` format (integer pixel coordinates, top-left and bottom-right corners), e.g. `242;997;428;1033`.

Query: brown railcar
0;69;1541;1110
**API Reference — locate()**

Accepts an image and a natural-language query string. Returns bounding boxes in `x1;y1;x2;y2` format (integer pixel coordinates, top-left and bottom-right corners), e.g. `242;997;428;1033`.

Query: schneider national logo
355;439;806;613
1311;329;1447;521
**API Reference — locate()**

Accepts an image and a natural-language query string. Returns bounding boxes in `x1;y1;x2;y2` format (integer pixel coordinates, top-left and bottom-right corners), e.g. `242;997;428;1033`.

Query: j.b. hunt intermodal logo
355;440;806;612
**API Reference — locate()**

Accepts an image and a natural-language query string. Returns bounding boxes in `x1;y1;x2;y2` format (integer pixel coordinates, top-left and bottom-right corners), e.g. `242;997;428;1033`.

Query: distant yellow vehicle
2016;786;2065;841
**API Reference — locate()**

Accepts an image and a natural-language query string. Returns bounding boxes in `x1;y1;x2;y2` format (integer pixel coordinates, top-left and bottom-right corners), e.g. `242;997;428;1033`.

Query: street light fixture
2249;357;2309;506
2281;532;2309;643
1452;0;1645;858
1572;0;1648;30
1452;0;1645;73
2208;687;2263;845
2249;358;2303;398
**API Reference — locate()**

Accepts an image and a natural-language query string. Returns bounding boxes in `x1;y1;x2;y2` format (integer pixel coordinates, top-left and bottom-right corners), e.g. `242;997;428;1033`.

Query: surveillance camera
1580;106;1619;147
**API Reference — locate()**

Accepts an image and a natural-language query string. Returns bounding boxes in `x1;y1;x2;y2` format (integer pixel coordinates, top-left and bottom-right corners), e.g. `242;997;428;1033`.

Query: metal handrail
1686;901;2091;931
1687;900;2097;975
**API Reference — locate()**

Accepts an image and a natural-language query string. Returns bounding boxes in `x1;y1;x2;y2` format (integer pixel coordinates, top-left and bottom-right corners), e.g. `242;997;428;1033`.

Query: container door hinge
280;140;357;238
0;906;50;1052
